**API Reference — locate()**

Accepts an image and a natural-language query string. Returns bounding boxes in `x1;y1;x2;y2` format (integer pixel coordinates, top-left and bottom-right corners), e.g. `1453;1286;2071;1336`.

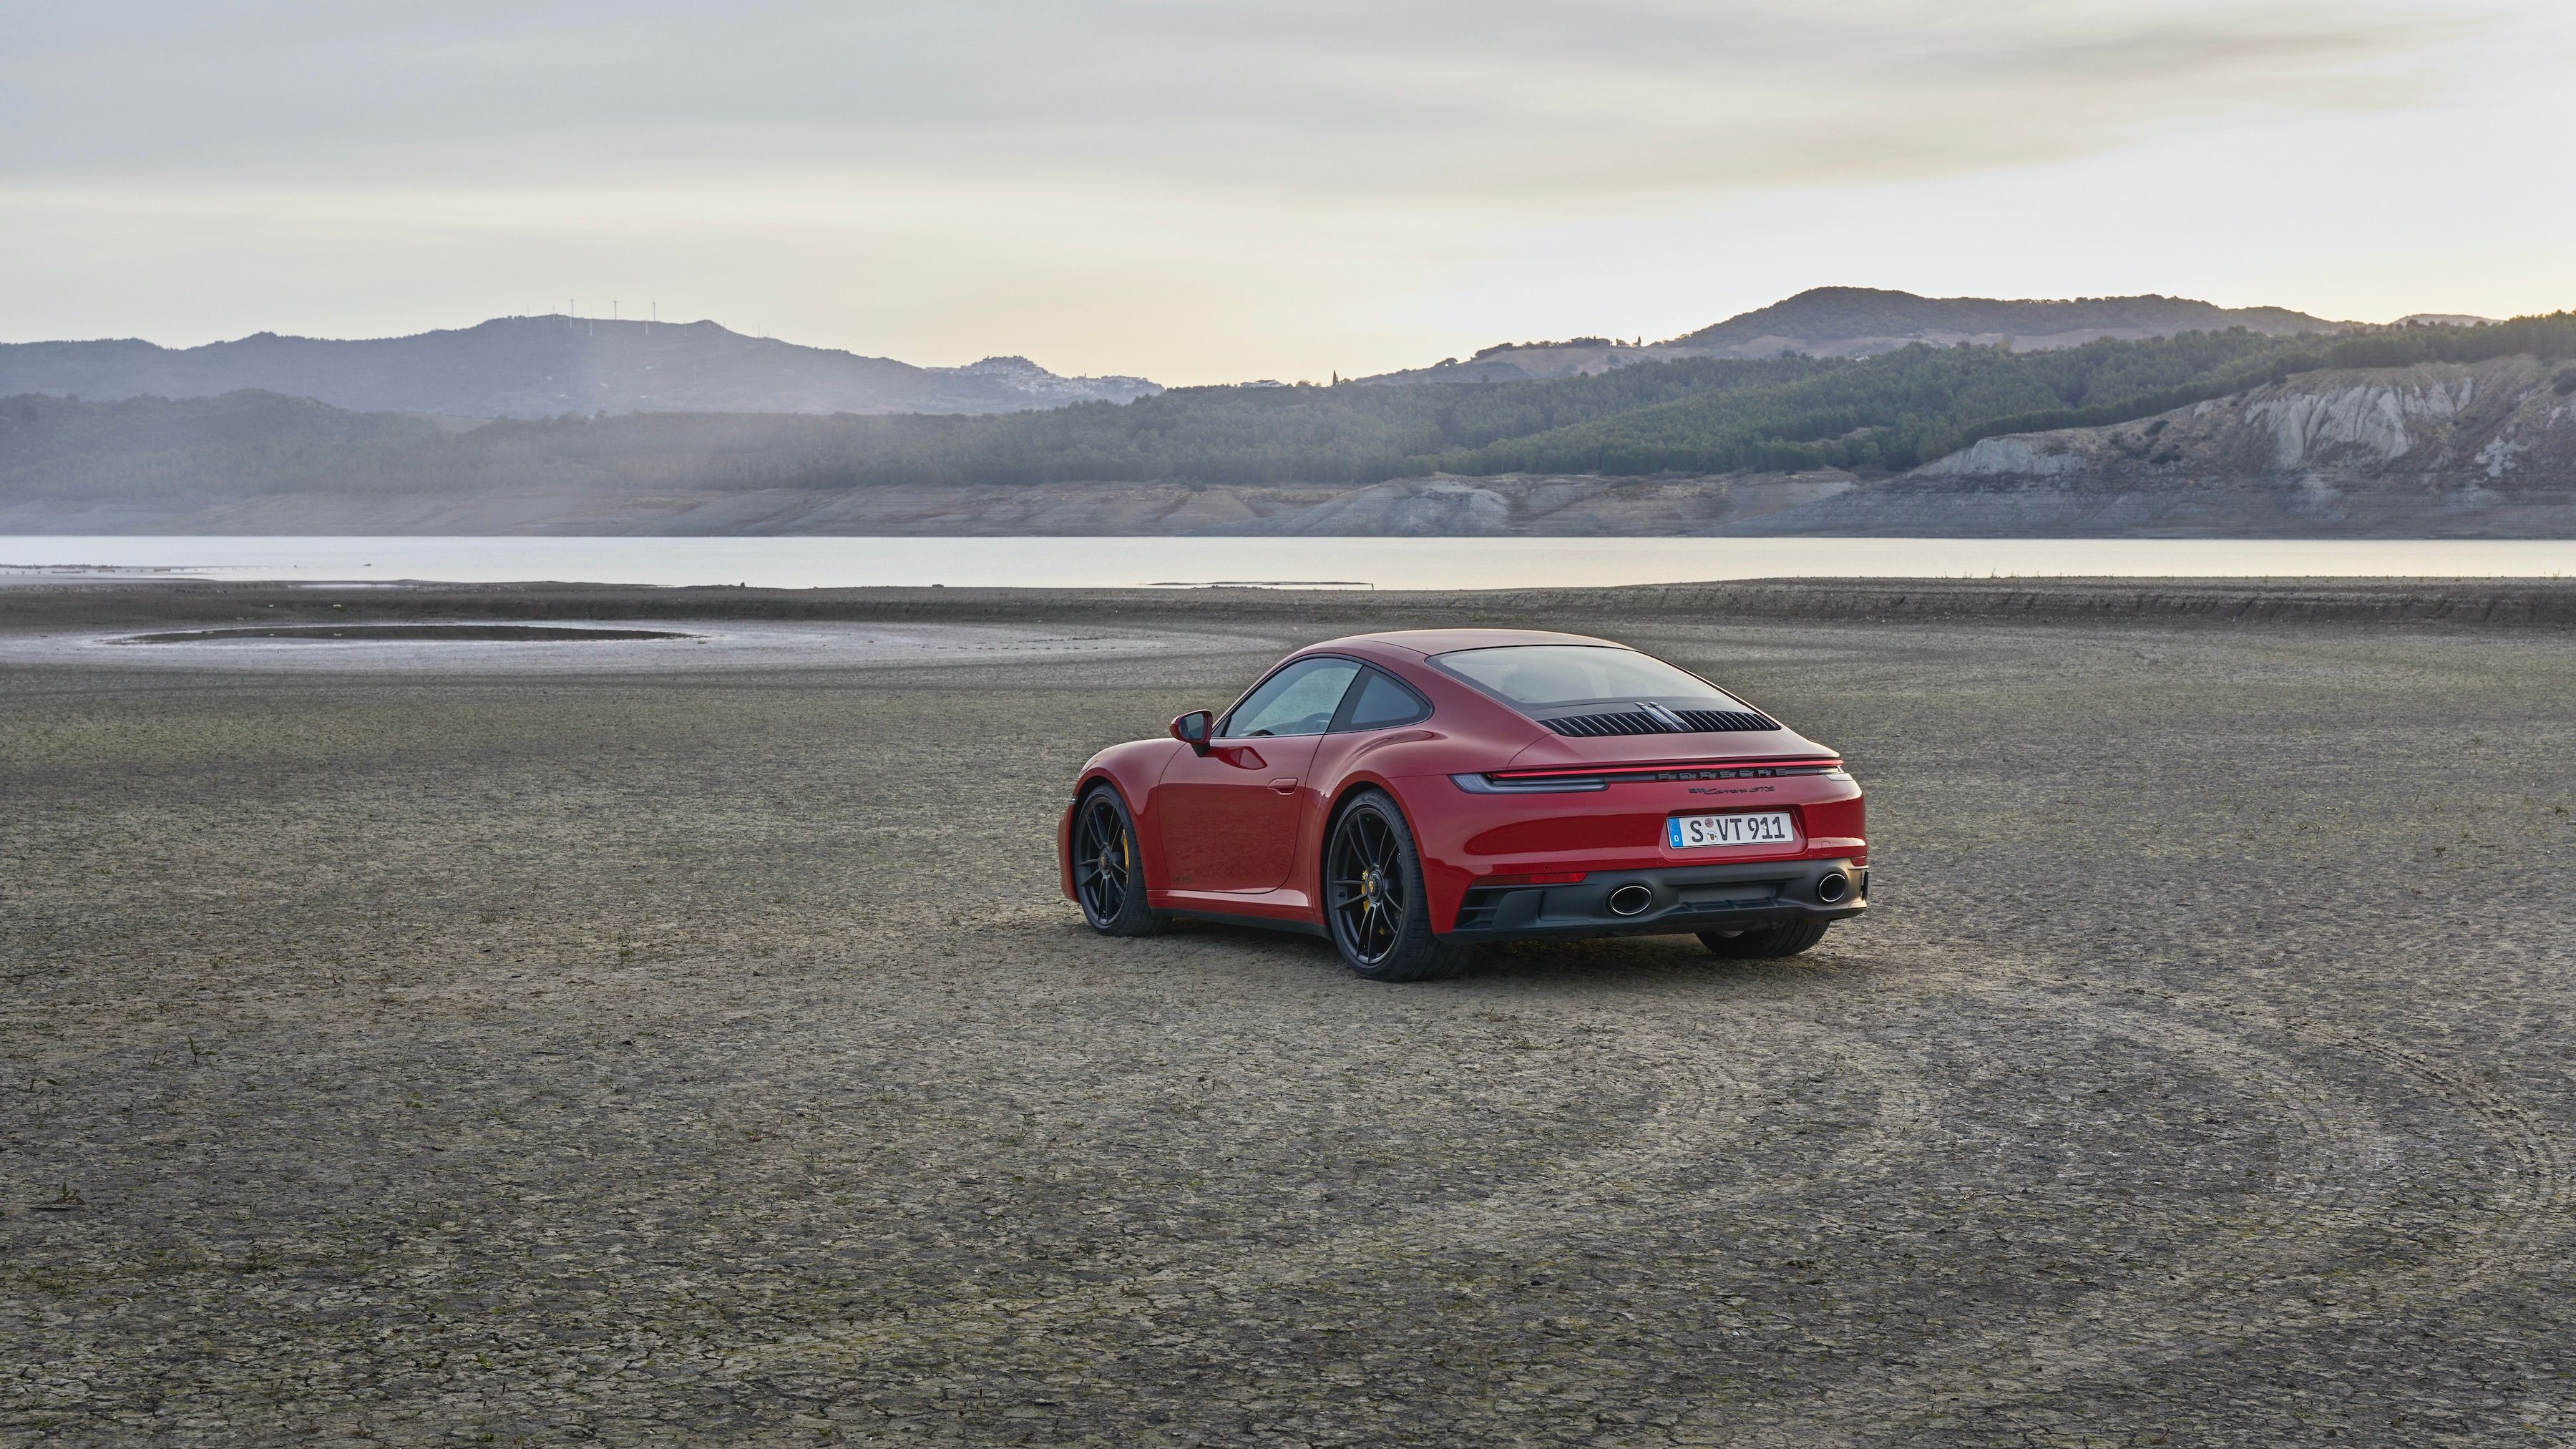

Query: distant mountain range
1364;287;2349;385
0;316;1163;420
0;290;2369;424
4;310;2568;540
2;292;2562;541
0;291;2386;422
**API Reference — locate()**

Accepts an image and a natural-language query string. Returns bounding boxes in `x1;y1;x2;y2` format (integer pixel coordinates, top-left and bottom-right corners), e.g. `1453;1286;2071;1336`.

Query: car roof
1309;628;1626;659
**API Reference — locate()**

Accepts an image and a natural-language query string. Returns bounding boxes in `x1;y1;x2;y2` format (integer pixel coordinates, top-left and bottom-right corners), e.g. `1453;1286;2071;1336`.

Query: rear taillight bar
1493;757;1841;781
1451;772;1606;794
1453;758;1843;794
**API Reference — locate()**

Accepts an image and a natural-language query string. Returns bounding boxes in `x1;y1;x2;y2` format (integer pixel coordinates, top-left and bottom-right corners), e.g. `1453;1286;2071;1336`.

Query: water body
3;535;2572;591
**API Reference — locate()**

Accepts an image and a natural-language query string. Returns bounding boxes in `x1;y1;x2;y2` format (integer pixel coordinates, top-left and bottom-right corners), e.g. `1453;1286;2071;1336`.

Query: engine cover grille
1543;707;1779;738
1541;710;1664;737
1672;708;1780;733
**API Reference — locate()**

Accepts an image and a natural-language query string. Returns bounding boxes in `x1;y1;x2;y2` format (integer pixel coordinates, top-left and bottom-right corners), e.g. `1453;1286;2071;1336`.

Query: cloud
0;0;2542;379
4;0;2468;203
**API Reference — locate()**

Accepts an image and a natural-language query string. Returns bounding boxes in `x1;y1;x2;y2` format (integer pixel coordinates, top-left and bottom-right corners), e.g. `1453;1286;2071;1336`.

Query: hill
1;314;2569;537
1366;287;2346;385
1717;355;2576;537
0;355;1813;508
0;316;1162;419
1670;287;2336;353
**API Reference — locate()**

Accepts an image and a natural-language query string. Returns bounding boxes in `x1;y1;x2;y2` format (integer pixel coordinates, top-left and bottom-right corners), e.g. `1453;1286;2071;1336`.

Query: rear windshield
1433;645;1746;710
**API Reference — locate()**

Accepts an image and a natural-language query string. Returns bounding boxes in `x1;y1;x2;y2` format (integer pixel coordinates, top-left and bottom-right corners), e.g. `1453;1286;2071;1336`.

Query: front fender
1059;739;1182;902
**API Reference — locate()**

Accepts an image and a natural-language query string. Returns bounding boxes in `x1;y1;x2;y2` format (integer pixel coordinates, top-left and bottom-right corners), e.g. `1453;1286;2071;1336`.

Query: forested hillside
5;316;2570;507
1445;314;2576;477
0;391;454;499
1357;286;2350;384
1667;288;2334;351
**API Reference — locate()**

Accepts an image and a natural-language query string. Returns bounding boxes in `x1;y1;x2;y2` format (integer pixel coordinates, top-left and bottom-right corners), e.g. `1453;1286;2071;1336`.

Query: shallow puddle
117;624;694;644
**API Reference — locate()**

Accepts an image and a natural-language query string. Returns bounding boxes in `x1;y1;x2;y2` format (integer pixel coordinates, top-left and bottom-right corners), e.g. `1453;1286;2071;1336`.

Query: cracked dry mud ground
5;611;2575;1445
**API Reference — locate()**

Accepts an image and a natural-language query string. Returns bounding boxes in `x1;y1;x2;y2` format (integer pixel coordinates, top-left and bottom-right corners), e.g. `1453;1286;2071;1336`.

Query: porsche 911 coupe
1058;629;1868;981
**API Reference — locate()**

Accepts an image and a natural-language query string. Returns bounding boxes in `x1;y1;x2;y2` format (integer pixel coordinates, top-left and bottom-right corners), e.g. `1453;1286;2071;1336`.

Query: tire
1324;789;1473;982
1072;786;1166;937
1697;920;1830;960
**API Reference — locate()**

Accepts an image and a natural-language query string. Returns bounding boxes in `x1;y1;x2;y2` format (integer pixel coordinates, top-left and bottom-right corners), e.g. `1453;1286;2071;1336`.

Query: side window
1334;668;1432;732
1225;658;1362;738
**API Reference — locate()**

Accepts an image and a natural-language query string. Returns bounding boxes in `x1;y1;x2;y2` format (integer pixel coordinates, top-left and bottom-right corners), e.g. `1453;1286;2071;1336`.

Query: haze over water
4;537;2570;591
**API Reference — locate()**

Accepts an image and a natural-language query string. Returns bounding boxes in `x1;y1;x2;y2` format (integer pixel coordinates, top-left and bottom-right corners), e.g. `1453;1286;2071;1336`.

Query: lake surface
4;536;2572;591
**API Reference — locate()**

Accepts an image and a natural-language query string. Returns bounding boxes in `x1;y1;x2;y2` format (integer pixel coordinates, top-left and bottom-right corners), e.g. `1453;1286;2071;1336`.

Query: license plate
1667;811;1796;849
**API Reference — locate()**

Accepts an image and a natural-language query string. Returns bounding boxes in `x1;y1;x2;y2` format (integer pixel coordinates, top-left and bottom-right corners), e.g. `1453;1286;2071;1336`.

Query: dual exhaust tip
1605;871;1849;917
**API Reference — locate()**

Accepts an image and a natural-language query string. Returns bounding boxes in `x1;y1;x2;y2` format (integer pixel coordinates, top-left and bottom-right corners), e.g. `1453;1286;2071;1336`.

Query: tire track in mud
1752;972;2576;1443
2293;1020;2572;1294
144;898;2565;1437
542;912;2576;1438
1812;987;2406;1442
713;971;1946;1380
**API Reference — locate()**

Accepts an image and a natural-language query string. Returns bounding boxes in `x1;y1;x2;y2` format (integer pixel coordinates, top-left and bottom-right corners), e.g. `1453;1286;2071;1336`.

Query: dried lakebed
4;597;2575;1445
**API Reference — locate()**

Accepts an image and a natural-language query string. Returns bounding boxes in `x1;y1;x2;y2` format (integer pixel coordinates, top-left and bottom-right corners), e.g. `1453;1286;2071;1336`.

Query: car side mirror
1170;710;1214;755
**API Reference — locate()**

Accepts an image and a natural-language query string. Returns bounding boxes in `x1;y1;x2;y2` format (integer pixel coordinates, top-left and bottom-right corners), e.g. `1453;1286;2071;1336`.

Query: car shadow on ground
1058;914;1860;992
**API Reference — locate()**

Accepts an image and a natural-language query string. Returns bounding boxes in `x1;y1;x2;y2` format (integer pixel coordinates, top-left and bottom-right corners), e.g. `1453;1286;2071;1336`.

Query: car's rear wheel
1698;920;1830;959
1073;786;1165;937
1325;790;1471;982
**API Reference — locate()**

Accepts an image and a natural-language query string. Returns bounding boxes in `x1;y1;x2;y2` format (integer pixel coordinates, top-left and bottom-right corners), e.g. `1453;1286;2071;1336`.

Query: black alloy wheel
1324;790;1471;982
1074;787;1164;937
1697;920;1830;959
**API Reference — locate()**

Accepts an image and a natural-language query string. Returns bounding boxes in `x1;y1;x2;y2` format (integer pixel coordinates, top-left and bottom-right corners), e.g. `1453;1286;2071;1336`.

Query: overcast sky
5;0;2568;382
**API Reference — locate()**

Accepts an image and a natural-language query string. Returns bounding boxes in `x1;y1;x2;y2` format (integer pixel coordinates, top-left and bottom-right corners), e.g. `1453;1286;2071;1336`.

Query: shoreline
6;575;2575;634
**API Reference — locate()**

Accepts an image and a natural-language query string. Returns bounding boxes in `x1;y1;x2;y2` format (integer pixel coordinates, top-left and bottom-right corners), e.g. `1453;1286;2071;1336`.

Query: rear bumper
1440;858;1867;944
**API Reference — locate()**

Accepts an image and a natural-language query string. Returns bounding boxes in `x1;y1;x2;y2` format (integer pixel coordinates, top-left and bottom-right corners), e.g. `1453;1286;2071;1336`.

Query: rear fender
1317;774;1478;935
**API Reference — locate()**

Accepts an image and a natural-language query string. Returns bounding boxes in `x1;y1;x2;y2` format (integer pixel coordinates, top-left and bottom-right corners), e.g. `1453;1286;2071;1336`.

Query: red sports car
1058;629;1868;981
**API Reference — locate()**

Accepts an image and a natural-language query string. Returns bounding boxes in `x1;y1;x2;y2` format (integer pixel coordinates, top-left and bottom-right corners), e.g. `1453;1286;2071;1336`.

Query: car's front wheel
1073;786;1166;937
1325;790;1472;982
1697;920;1830;959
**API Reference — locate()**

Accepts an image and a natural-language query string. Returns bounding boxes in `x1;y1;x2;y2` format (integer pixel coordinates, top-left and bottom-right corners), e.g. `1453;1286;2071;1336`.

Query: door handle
1269;778;1299;795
